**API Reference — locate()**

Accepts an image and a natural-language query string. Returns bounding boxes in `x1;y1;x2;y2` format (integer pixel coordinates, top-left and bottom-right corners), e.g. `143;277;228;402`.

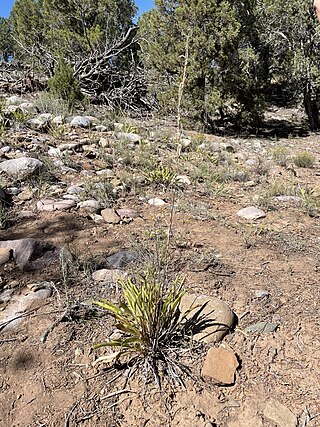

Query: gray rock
1;146;11;153
0;157;43;177
245;321;278;333
6;96;24;106
115;132;141;143
0;286;52;332
38;113;53;122
67;185;84;195
70;116;91;128
264;399;297;427
6;187;20;195
176;175;191;185
77;199;101;212
92;269;128;285
116;208;140;219
254;290;269;298
0;239;59;271
52;115;64;125
148;198;166;206
106;250;137;269
237;206;266;220
96;125;108;132
19;102;35;111
37;198;76;211
180;293;236;343
48;147;61;156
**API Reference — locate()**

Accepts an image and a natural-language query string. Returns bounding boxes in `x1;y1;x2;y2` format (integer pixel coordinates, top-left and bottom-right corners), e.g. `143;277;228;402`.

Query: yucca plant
93;272;192;386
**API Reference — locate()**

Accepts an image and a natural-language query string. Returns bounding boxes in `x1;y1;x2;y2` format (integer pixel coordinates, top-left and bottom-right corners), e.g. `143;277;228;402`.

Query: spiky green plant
146;165;176;188
93;273;193;386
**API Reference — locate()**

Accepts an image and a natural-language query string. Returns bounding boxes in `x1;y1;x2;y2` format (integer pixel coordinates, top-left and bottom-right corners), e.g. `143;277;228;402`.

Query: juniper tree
139;0;266;128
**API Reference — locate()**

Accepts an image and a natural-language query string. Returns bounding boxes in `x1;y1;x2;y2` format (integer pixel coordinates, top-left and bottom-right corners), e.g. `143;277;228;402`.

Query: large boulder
0;239;60;271
180;293;236;343
0;157;43;177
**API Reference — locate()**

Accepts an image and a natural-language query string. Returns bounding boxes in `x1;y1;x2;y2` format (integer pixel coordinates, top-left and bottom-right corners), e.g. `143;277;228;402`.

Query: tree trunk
303;82;319;131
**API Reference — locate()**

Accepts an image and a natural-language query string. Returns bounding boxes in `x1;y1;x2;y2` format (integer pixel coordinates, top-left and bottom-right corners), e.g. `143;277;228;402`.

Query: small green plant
48;123;67;140
271;146;289;166
11;108;30;123
48;58;84;109
292;151;316;168
146;165;176;188
299;187;320;217
93;272;191;386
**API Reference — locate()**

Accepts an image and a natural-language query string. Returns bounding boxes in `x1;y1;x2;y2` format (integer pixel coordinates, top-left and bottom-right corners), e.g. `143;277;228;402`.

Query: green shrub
271;146;289;166
292;151;316;168
48;58;83;108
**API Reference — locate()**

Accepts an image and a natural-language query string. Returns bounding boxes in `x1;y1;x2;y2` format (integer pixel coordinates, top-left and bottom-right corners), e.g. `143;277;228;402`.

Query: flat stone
202;346;239;385
254;290;269;298
176;175;191;185
6;96;24;106
106;250;137;269
96;125;108;132
148;198;166;206
116;208;140;219
67;185;84;195
264;399;297;427
0;157;43;177
70;116;91;128
37;198;76;211
237;206;266;220
27;117;50;131
77;199;101;213
96;169;115;177
0;287;52;332
180;293;236;343
0;239;60;271
0;248;11;265
245;321;278;334
115;132;141;143
92;269;128;285
101;208;121;224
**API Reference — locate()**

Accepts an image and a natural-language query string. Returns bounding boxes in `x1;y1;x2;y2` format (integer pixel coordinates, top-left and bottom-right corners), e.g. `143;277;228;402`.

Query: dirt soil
0;105;319;427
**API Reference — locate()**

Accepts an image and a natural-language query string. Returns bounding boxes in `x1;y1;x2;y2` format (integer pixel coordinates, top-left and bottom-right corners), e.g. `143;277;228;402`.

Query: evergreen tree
139;0;265;128
258;0;320;130
0;18;13;61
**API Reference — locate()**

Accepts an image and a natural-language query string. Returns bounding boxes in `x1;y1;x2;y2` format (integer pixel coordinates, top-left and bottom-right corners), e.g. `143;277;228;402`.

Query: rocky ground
0;94;319;427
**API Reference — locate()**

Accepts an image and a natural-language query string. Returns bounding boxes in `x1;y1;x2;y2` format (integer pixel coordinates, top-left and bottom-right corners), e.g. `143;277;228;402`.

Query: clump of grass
48;123;68;140
33;92;72;117
271;146;289;167
292;151;316;168
299;187;320;217
93;272;192;387
146;165;176;188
